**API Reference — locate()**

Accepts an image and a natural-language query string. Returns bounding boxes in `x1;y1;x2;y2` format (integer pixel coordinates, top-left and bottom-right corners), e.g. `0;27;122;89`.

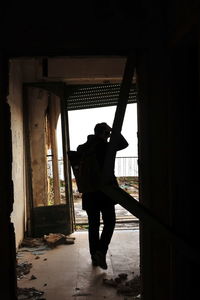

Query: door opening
23;85;75;237
8;56;141;300
67;103;139;231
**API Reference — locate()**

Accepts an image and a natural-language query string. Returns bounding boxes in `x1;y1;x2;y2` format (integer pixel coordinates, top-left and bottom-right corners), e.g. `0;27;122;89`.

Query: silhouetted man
77;122;128;269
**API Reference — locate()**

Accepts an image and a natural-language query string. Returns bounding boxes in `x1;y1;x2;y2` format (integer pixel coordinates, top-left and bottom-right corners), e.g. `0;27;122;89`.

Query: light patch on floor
17;229;140;299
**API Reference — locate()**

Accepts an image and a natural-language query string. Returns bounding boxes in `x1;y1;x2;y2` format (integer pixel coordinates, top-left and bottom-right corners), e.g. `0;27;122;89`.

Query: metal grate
65;83;137;111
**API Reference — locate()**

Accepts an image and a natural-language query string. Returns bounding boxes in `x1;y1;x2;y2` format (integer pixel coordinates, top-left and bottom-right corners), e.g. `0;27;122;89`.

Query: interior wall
8;60;26;247
8;59;42;247
27;87;49;207
0;54;17;299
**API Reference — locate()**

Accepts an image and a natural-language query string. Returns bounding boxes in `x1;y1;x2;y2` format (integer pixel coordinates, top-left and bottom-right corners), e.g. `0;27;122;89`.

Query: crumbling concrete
43;233;75;248
19;234;75;251
17;287;45;300
103;273;141;298
16;262;32;280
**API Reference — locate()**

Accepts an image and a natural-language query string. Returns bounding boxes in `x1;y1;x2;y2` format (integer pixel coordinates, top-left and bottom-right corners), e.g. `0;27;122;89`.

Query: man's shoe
93;251;107;270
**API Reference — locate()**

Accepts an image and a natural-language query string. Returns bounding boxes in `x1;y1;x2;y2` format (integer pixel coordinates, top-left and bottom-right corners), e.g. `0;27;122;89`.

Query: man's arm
103;123;128;151
114;132;129;151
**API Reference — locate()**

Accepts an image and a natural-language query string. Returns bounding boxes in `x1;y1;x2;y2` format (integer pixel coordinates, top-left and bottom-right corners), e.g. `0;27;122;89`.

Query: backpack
68;145;102;193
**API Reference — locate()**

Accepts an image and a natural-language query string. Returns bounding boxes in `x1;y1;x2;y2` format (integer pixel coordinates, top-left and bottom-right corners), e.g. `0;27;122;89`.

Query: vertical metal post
60;92;75;234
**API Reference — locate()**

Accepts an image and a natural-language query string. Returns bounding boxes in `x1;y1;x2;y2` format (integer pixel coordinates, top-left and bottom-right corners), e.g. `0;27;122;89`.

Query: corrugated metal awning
65;83;137;111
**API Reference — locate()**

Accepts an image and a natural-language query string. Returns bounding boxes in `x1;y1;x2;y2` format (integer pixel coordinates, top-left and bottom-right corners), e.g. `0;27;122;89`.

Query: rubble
65;237;75;245
43;233;75;248
30;275;37;280
18;234;75;254
17;287;45;300
21;238;44;248
16;234;75;299
103;278;117;287
124;275;141;295
43;233;66;248
103;273;141;297
16;262;32;279
17;244;50;256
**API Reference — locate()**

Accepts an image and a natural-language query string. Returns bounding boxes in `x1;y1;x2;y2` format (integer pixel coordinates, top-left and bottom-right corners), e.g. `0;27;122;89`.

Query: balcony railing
115;156;138;177
47;156;138;180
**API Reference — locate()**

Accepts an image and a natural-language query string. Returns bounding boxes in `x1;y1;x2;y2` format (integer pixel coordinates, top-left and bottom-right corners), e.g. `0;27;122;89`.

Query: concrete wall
8;59;41;247
47;57;126;84
27;88;49;207
8;60;26;247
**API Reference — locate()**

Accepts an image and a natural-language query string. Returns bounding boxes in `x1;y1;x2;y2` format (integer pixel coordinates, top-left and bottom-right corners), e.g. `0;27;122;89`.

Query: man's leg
86;208;100;258
92;204;116;270
99;204;116;255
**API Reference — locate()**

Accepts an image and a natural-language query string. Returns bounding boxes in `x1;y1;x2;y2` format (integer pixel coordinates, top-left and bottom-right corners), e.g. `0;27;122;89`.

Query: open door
23;82;75;237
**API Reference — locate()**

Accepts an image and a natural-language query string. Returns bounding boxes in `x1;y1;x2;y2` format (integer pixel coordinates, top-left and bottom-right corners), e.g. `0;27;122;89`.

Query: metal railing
115;156;138;177
47;157;138;179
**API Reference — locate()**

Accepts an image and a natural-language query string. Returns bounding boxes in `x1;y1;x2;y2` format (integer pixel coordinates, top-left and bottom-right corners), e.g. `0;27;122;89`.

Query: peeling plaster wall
28;88;49;207
8;60;26;247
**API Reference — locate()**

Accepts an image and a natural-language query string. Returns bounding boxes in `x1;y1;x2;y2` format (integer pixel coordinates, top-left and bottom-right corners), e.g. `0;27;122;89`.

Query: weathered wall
8;61;26;247
8;59;41;247
27;87;49;207
0;54;17;300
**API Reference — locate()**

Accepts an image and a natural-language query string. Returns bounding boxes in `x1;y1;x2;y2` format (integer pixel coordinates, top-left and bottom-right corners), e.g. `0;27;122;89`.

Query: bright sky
57;103;138;158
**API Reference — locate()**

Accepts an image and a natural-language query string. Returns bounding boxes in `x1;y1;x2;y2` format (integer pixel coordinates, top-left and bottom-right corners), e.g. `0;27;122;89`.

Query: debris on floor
16;262;32;280
103;273;141;298
18;234;75;254
43;233;66;248
17;287;45;300
30;275;37;280
17;246;50;257
103;278;117;287
43;233;75;248
21;238;44;248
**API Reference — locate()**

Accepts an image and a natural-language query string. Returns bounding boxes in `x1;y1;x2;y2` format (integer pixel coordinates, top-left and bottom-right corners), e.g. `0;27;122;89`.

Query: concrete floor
17;229;140;300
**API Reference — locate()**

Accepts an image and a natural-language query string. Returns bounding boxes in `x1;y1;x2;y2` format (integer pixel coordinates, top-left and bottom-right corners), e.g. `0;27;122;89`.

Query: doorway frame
23;82;75;236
